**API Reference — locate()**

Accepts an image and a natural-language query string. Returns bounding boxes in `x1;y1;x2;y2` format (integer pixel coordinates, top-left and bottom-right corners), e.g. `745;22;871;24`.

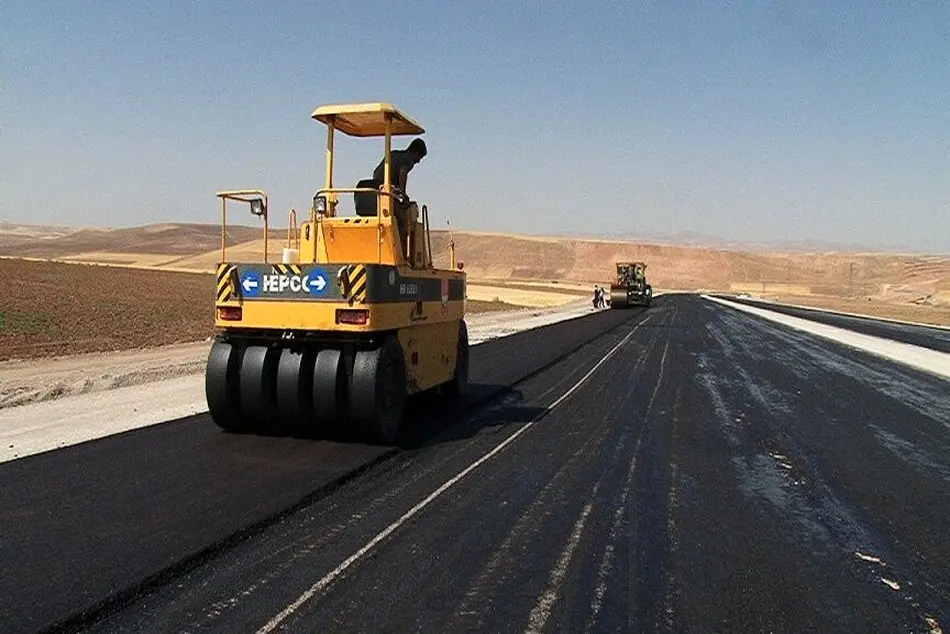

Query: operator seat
354;178;380;217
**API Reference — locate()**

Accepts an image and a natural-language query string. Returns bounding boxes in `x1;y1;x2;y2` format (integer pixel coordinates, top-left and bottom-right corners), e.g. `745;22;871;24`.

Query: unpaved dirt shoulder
0;341;213;410
0;300;595;411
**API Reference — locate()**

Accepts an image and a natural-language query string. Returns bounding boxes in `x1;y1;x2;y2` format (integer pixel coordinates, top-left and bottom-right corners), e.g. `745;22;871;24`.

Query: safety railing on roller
216;189;269;263
310;187;437;269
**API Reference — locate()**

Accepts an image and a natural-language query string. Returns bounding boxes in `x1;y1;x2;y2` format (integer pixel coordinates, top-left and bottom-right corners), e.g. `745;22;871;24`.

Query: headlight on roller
314;195;327;214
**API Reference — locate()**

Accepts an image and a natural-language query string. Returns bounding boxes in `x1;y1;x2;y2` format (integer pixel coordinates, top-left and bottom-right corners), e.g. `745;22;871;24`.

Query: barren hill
428;232;950;305
2;222;948;310
0;222;276;259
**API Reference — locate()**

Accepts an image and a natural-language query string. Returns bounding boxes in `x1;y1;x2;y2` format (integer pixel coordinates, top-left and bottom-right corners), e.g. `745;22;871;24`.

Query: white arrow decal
302;273;327;294
242;277;258;292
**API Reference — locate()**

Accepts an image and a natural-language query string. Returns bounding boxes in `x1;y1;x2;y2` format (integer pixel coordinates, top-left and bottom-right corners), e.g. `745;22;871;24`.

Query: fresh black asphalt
2;294;948;633
0;304;641;634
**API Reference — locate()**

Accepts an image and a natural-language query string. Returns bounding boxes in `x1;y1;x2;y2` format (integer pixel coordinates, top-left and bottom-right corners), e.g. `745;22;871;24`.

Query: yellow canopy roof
310;102;425;137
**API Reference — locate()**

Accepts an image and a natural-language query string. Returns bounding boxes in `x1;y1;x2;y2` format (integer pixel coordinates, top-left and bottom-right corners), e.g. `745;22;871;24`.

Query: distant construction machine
205;102;468;445
609;261;652;308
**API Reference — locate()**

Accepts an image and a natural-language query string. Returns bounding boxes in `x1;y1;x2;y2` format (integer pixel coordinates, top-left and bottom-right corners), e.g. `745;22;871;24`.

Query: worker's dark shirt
373;149;417;190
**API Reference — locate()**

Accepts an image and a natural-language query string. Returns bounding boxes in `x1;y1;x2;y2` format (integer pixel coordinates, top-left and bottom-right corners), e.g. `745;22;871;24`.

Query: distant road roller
206;102;468;445
609;261;652;308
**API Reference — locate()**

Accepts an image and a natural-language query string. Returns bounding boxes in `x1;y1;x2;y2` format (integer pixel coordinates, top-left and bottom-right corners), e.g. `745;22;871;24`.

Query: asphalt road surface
716;294;950;353
4;294;949;633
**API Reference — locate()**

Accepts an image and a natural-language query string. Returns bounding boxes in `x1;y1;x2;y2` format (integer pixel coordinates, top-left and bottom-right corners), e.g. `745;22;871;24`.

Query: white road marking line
525;494;599;634
255;317;650;633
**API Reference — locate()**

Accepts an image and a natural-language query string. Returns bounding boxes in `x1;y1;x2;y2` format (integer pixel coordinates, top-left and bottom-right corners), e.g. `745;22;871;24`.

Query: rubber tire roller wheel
312;348;345;430
205;338;251;433
239;344;281;431
275;346;316;431
349;336;407;445
443;320;469;399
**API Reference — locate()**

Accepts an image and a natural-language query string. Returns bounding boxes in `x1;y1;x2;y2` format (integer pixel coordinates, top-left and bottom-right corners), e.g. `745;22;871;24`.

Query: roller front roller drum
610;289;630;309
609;287;651;309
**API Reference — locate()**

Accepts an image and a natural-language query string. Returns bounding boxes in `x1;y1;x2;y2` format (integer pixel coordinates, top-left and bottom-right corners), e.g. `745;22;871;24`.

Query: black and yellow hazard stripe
272;263;302;276
336;263;368;305
216;263;237;302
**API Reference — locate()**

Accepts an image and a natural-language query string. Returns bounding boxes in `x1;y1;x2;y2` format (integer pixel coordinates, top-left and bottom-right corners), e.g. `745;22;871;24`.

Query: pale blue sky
2;1;948;251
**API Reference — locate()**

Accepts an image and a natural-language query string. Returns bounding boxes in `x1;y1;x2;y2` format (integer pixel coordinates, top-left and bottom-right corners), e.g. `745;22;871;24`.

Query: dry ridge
2;220;948;324
3;221;947;302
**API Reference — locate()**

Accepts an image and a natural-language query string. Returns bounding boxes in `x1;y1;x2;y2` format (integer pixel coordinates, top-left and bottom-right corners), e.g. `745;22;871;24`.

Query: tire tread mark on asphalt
193;419;530;627
582;307;677;633
627;306;679;632
523;313;673;634
524;489;600;634
660;379;684;632
557;304;676;633
523;310;675;633
254;316;654;634
448;416;619;625
661;307;684;632
321;323;657;634
441;322;664;633
584;440;636;634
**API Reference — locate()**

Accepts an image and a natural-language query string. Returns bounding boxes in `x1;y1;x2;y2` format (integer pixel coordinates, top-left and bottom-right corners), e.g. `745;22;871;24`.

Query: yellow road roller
206;102;468;444
609;261;652;308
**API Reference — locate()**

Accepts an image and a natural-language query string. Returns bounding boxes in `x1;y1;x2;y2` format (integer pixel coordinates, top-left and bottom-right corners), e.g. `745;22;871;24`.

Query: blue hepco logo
239;269;329;297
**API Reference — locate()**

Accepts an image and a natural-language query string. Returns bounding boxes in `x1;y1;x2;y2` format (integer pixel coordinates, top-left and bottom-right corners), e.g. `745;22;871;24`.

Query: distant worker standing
593;285;607;309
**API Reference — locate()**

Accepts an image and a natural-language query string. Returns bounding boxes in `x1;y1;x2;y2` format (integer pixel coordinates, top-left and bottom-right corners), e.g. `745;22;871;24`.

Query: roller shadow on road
397;385;549;450
215;383;547;450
